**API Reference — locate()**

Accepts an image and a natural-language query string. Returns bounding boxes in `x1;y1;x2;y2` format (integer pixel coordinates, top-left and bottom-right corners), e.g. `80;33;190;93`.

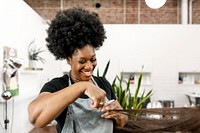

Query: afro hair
46;7;106;60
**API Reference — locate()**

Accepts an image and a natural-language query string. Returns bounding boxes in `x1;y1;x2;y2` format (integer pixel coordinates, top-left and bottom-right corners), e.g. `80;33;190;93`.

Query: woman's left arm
100;100;128;128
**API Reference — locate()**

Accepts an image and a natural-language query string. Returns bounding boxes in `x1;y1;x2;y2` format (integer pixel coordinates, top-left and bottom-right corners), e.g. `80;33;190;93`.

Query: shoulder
40;75;69;93
93;76;109;84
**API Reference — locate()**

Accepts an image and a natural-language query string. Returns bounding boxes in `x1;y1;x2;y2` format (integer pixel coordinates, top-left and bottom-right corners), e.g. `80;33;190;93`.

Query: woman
28;7;128;133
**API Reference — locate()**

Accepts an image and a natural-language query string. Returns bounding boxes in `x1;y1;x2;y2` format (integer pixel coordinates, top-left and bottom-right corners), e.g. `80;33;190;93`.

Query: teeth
83;71;92;76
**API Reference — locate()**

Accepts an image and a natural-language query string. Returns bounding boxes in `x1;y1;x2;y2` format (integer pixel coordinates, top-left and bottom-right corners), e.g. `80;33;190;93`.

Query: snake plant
96;60;110;78
97;60;153;109
112;71;153;110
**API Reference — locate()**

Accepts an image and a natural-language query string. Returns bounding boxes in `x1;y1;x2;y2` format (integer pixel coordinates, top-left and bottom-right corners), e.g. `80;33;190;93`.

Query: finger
97;99;107;110
97;97;106;106
101;104;116;112
101;111;118;119
100;100;115;111
101;110;114;117
101;111;110;117
90;100;95;108
105;99;115;105
90;98;99;108
97;102;104;111
91;97;105;109
99;101;104;106
104;113;118;119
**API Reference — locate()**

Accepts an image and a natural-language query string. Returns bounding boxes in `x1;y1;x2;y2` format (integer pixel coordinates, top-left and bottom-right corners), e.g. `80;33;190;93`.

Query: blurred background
0;0;200;133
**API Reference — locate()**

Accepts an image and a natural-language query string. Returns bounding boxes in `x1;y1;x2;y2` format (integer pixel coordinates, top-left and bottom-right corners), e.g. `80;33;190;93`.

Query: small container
129;75;134;84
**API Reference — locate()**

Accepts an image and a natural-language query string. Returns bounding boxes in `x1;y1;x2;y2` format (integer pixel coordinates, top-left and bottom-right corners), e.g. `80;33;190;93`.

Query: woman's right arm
28;81;106;128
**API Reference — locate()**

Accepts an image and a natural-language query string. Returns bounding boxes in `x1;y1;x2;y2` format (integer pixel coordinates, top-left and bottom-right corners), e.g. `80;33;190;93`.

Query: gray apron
61;78;113;133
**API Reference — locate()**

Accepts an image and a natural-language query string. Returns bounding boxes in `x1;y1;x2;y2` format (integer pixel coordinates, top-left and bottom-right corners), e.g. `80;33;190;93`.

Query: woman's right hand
28;81;106;128
83;82;106;109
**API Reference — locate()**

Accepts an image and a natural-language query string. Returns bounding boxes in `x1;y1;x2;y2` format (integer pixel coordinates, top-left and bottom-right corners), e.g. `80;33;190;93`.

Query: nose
85;61;93;70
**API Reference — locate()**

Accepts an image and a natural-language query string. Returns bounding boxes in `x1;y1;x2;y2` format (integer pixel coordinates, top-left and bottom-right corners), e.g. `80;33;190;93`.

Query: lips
82;71;93;77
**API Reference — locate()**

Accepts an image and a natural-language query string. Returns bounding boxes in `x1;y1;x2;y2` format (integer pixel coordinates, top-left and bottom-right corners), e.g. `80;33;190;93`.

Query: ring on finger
99;101;104;106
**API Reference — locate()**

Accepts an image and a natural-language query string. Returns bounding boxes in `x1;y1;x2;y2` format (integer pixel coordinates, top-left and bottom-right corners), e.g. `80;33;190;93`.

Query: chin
81;76;92;81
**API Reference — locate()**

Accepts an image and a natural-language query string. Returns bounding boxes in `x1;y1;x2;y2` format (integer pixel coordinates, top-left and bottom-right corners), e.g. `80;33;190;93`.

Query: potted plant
98;61;153;133
97;60;153;110
28;39;45;69
112;66;153;110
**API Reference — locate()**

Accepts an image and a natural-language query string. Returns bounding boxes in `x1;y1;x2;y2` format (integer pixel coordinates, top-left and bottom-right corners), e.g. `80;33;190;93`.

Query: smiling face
67;44;97;82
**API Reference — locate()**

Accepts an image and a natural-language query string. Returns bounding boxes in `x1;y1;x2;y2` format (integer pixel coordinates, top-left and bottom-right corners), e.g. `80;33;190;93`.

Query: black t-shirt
40;74;116;133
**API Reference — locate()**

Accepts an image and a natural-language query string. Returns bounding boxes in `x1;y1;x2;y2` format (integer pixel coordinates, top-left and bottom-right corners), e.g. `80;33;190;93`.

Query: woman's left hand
100;100;128;128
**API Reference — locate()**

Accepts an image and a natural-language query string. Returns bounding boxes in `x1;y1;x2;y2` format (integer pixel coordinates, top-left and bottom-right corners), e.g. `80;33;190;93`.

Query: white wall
0;0;56;132
1;0;200;132
97;24;200;107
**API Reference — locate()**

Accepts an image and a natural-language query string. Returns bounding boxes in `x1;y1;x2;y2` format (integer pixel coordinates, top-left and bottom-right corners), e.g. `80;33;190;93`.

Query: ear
66;57;71;65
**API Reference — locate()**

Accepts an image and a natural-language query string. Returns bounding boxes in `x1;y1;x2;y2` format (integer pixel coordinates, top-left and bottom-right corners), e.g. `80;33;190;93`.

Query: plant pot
29;60;37;69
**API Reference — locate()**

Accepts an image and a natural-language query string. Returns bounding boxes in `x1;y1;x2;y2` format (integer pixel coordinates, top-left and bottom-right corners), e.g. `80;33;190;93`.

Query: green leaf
28;39;46;63
96;60;110;78
136;89;153;109
112;65;153;110
133;73;142;108
102;60;110;78
97;68;100;77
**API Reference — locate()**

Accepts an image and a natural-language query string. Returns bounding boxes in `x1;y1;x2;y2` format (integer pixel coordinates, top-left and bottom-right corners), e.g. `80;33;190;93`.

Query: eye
91;57;97;62
79;59;86;64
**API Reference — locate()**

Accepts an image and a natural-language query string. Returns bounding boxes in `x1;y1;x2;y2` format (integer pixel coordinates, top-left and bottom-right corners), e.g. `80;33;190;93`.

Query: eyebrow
78;54;96;59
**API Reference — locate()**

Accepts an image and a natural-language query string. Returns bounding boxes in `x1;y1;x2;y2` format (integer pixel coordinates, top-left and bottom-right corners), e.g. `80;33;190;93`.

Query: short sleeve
40;75;69;93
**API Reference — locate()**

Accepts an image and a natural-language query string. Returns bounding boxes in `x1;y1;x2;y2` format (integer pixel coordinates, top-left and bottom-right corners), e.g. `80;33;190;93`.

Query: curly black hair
46;7;106;60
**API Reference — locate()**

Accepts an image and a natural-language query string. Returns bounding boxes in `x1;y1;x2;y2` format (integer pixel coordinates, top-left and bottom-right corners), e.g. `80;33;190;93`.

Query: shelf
20;69;43;75
178;72;200;85
121;71;152;85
